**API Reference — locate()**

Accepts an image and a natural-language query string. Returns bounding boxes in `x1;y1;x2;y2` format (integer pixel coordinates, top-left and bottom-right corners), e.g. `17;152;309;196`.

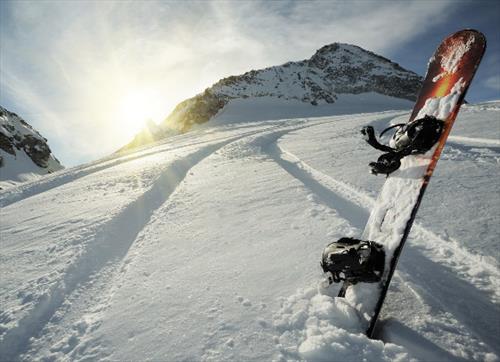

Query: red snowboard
339;29;486;337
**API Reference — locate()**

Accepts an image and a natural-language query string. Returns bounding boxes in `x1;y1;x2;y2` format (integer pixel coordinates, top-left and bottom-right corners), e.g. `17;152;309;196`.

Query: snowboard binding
321;237;385;285
361;115;444;175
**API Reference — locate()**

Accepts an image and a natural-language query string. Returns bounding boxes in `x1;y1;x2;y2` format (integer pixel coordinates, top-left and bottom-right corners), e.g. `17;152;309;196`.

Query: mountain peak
313;42;354;54
120;42;422;152
310;42;378;63
309;42;411;75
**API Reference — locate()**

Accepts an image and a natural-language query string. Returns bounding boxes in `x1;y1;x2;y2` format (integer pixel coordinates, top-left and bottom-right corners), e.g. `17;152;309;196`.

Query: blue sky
1;0;499;166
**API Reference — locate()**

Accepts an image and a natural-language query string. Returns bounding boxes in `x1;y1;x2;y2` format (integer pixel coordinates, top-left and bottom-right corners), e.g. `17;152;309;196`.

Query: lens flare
114;89;166;139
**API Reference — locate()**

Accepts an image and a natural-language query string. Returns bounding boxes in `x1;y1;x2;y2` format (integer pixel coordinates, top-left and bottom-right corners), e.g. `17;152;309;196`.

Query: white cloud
0;0;455;165
483;75;500;91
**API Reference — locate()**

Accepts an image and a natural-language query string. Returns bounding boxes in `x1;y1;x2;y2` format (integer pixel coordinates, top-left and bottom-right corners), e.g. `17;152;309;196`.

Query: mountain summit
122;43;422;151
0;106;63;188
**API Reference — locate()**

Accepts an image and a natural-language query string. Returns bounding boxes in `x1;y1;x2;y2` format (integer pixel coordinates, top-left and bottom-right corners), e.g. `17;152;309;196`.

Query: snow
440;37;475;74
0;101;499;361
274;287;411;362
209;47;417;105
433;34;476;82
211;93;414;125
416;78;466;120
0;151;50;186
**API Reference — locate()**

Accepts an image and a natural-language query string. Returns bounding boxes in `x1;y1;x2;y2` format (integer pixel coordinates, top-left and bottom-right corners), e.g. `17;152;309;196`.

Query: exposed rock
20;134;52;168
0;106;63;185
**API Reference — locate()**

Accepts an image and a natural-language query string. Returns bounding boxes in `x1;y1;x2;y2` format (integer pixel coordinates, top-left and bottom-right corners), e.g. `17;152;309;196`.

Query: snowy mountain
1;101;498;361
0;106;63;188
120;43;422;151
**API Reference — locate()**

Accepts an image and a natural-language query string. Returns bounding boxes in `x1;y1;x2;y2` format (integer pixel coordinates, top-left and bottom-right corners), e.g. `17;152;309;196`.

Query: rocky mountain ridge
121;43;423;152
0;106;63;187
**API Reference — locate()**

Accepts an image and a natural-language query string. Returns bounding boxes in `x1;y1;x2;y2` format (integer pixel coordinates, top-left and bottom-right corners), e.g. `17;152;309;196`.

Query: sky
1;0;499;167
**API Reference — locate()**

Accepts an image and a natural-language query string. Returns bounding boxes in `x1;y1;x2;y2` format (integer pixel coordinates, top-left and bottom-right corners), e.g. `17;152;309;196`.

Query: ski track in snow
274;143;500;301
0;140;230;360
443;141;500;163
264;137;369;231
0;124;271;209
267;123;500;304
1;119;348;361
448;135;500;147
1;107;498;361
0;125;286;361
263;117;499;360
255;113;404;230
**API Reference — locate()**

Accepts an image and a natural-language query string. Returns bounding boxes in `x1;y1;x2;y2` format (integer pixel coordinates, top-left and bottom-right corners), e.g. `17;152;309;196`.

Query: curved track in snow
0;125;279;209
1;120;345;361
1;106;498;362
264;118;499;303
0;136;239;360
1;125;288;360
262;119;500;360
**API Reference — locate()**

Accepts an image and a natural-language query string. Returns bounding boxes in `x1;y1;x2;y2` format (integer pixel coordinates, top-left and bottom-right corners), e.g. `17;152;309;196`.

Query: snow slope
0;102;499;361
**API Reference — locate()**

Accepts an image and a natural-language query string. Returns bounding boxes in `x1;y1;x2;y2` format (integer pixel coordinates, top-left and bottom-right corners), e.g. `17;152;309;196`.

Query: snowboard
325;29;486;337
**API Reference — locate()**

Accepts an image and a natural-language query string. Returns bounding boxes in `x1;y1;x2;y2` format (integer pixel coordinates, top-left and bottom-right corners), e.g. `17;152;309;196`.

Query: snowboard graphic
321;29;486;337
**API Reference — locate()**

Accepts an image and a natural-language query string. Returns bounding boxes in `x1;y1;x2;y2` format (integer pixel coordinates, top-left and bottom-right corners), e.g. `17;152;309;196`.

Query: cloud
483;75;500;91
0;0;455;165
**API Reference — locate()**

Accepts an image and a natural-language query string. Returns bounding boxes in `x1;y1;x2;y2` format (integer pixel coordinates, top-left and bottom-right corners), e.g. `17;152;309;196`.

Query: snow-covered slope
120;43;421;152
1;102;498;362
0;106;63;188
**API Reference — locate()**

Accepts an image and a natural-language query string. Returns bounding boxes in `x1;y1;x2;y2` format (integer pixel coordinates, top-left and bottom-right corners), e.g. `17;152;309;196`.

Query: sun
115;89;166;138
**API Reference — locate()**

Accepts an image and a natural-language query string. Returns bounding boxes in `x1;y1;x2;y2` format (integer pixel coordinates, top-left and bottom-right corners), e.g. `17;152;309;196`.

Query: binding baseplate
321;237;385;285
361;115;444;175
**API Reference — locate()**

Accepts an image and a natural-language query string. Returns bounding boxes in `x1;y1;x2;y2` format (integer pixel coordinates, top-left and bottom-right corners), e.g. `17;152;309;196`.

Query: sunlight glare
115;89;167;139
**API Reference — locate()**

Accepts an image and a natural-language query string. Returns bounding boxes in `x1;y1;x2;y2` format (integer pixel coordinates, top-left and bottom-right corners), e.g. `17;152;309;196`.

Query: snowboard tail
322;29;486;338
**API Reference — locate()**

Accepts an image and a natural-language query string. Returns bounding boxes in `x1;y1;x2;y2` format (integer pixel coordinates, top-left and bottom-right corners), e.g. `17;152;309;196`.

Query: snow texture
0;100;499;362
433;35;475;82
440;38;475;75
416;78;466;120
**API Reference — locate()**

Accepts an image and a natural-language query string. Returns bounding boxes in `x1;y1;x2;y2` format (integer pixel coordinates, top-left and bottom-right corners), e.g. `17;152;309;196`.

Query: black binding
361;115;444;175
321;237;385;285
